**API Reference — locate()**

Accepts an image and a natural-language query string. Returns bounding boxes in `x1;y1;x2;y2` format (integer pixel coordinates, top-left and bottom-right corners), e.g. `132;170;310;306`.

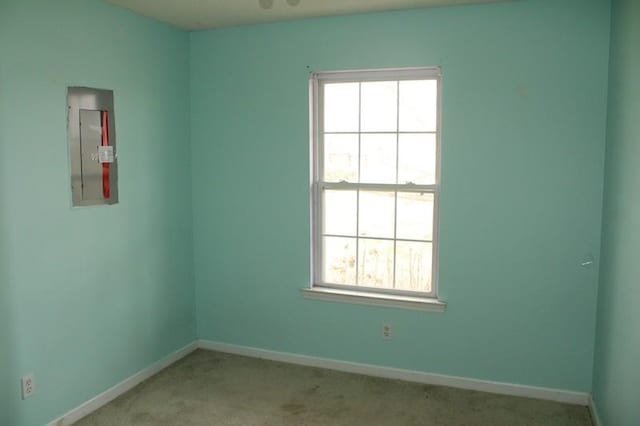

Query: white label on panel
98;146;114;163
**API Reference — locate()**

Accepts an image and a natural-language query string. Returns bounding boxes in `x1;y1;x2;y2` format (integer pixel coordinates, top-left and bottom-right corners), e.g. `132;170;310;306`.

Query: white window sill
301;287;446;312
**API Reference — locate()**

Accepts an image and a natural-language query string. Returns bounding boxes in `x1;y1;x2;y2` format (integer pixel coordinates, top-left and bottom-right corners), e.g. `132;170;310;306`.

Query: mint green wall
0;0;618;423
191;0;610;393
592;0;640;424
0;1;195;425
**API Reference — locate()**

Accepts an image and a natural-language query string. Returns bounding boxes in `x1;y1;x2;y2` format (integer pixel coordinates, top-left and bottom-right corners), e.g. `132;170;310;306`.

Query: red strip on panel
101;111;111;199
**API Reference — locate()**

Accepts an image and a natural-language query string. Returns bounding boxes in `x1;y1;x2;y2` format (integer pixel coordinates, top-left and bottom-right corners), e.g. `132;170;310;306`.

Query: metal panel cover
68;87;118;206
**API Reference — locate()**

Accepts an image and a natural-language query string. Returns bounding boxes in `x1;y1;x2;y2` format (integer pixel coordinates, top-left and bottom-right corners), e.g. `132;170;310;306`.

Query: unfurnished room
0;0;638;425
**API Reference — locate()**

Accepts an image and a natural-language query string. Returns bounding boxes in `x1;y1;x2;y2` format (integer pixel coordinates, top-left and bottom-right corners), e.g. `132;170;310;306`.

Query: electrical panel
68;87;118;206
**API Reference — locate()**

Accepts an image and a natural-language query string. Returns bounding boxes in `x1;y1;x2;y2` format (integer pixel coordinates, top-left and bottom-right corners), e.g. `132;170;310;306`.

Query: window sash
316;187;436;294
320;182;437;192
319;282;435;298
310;67;441;299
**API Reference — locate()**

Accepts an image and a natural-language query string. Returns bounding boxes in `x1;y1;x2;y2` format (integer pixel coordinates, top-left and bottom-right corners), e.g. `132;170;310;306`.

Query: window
309;67;442;305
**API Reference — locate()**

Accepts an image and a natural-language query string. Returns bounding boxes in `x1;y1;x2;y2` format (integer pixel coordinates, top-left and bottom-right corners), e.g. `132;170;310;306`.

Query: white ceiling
103;0;509;31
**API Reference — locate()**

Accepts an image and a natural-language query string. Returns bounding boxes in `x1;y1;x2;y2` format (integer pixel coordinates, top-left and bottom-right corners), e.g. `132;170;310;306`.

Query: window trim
301;287;446;312
308;66;443;304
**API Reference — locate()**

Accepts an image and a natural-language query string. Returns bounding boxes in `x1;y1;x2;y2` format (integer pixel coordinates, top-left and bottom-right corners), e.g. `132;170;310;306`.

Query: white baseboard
198;339;589;406
47;341;198;426
588;396;602;426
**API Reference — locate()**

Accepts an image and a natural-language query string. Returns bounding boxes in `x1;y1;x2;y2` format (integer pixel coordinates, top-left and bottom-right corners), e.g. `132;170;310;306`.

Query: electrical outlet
21;374;34;399
382;323;392;340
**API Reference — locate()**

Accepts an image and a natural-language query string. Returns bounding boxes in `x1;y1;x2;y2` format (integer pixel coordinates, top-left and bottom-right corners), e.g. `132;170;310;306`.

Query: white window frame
307;67;443;307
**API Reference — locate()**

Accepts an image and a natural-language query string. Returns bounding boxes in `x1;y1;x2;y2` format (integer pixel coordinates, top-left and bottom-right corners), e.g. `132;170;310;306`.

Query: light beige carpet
76;349;593;426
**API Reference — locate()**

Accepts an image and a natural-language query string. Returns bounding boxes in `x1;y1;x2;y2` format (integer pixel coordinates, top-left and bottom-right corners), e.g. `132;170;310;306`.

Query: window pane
359;191;395;238
360;133;396;184
395;241;432;292
398;133;436;185
399;80;437;132
323;237;356;285
324;134;358;182
396;192;434;241
324;190;357;236
324;83;359;132
361;81;397;132
358;239;394;288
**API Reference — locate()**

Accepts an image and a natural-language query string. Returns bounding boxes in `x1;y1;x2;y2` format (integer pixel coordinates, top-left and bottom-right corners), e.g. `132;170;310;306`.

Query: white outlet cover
382;324;392;339
21;374;34;399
